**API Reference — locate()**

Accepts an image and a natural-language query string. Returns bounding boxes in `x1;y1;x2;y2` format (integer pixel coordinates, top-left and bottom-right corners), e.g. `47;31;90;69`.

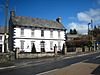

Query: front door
40;41;45;52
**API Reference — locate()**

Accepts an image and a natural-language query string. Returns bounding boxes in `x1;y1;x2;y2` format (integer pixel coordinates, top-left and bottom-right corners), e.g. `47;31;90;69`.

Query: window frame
58;41;61;50
41;30;44;37
20;40;25;50
20;28;24;36
58;30;61;38
0;36;2;41
50;41;53;50
31;29;34;37
50;30;53;38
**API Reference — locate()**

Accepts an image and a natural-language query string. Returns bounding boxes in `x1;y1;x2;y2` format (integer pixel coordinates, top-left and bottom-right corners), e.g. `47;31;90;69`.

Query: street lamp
88;20;93;35
88;20;95;51
88;23;90;35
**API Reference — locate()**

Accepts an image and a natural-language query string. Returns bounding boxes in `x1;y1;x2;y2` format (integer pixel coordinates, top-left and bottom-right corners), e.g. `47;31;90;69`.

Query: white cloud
77;12;91;22
68;22;88;34
86;9;100;16
77;8;100;22
68;8;100;34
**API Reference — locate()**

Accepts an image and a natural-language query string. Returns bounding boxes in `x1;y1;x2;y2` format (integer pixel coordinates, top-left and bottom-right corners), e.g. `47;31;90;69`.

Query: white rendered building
0;33;4;52
0;27;8;53
9;10;66;52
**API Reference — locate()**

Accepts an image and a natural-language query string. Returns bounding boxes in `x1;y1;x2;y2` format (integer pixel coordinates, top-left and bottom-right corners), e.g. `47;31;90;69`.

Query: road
0;52;100;75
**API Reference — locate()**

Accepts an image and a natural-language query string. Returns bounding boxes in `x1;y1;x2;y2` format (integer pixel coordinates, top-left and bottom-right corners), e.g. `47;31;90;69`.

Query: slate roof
12;16;65;29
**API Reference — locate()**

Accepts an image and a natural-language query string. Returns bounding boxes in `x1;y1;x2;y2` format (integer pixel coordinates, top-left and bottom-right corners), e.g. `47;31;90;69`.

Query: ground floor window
40;41;45;52
50;41;53;50
58;41;61;50
20;40;25;51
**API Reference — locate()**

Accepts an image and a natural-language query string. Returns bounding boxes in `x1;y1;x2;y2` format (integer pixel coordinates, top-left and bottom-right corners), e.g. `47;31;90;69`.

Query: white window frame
50;30;53;38
20;40;25;50
20;28;24;36
31;29;34;37
50;41;53;50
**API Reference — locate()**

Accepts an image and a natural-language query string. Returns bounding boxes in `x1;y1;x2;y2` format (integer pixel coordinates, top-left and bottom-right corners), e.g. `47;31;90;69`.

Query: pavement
0;51;99;70
37;62;100;75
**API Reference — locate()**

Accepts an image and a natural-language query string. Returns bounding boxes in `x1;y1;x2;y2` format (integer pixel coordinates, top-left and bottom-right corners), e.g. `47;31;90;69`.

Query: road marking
36;69;59;75
82;59;89;62
0;66;16;70
92;55;100;59
96;55;100;59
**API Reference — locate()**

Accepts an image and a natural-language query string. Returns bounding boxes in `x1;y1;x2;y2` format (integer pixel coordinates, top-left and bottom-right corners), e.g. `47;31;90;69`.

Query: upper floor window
21;28;24;36
0;36;2;41
41;30;44;37
58;31;60;38
50;30;53;38
31;29;34;37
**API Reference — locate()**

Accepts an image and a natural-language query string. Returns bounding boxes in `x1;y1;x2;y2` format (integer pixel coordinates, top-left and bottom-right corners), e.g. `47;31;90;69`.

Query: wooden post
64;43;67;55
15;48;19;59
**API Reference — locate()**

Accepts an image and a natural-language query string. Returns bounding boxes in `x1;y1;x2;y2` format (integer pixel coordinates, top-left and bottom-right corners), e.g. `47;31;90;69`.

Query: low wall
84;46;89;52
18;53;55;59
76;47;89;53
76;47;82;52
0;52;15;63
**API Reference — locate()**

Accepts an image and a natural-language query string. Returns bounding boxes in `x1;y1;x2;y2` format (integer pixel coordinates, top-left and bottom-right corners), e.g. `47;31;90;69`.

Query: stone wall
18;53;55;59
76;47;82;53
76;47;89;53
0;52;15;63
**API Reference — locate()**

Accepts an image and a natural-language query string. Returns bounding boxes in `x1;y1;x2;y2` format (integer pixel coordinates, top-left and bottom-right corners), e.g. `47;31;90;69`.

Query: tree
70;29;73;34
31;43;36;53
69;29;77;34
73;29;77;34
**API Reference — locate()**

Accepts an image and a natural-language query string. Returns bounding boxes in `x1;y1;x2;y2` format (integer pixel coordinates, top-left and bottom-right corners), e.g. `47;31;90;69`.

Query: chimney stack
56;17;61;23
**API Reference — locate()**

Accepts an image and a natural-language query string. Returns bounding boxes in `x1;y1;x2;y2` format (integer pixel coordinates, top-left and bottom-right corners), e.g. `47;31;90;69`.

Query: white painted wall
0;34;4;52
14;28;65;39
13;27;65;52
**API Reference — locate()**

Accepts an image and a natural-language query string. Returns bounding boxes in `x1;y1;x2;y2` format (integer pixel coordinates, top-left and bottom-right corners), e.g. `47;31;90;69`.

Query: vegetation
66;35;93;52
69;29;77;34
31;43;36;53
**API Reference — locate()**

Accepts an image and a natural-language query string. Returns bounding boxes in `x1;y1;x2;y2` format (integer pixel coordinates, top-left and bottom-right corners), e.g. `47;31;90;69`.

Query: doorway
40;41;45;52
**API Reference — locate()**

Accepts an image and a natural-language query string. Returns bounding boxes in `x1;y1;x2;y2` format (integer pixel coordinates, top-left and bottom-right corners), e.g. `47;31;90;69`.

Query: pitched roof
12;16;65;29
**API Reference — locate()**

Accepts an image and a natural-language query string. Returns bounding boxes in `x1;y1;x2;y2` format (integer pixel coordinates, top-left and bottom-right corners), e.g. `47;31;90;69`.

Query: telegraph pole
4;0;8;52
88;19;95;51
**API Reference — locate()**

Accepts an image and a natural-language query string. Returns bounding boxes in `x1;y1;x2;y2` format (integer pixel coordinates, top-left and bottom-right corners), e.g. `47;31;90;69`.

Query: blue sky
0;0;100;34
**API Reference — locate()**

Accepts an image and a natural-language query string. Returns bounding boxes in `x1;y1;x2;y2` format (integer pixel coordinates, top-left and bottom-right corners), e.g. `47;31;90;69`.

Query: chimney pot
56;17;61;23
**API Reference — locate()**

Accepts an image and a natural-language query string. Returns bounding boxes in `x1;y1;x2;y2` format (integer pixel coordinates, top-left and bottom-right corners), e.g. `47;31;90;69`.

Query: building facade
0;33;4;52
9;10;66;52
0;27;9;53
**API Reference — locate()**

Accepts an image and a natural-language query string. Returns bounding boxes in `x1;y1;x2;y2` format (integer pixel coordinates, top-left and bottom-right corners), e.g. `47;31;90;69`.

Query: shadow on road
91;65;100;75
83;56;100;75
